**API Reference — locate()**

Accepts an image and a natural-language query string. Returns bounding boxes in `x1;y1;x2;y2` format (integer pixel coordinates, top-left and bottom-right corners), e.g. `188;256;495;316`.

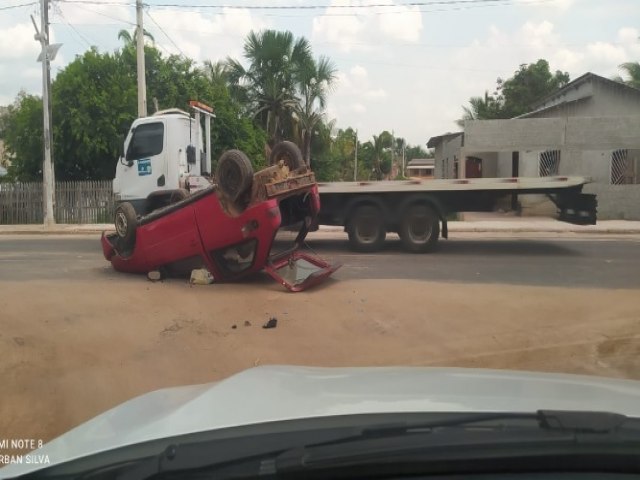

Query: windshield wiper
275;410;638;476
117;410;637;480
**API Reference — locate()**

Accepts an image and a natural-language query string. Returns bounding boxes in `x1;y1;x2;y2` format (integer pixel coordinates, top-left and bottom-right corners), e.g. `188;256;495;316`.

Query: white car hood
3;365;640;478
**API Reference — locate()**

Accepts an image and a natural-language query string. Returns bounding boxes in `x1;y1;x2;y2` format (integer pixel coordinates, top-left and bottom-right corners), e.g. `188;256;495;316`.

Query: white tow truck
113;100;216;215
113;104;597;254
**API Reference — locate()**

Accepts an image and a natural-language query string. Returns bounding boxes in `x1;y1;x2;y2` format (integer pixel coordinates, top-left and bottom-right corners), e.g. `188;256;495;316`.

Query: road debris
263;317;278;329
147;270;164;282
190;269;214;285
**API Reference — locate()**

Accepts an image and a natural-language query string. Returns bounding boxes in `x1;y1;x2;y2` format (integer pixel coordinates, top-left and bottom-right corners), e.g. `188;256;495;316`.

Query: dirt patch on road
1;277;639;446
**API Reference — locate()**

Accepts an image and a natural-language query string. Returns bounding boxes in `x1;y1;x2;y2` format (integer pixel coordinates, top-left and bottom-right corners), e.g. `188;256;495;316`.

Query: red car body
101;183;339;292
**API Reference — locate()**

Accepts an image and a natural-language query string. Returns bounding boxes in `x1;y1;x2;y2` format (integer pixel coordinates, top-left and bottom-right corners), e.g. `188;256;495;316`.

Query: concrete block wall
583;184;640;220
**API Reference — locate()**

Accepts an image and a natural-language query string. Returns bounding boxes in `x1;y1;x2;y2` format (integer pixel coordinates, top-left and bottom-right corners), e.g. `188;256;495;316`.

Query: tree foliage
226;29;336;166
0;92;43;181
294;55;337;165
226;30;312;144
457;59;570;126
2;42;267;181
615;61;640;89
2;28;429;183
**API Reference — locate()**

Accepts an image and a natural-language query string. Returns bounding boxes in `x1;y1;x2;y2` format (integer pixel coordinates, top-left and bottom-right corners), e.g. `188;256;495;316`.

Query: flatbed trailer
316;176;597;252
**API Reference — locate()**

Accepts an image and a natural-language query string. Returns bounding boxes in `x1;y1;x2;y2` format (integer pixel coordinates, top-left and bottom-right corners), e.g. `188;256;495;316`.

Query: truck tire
269;141;305;171
399;204;440;253
347;204;386;252
217;150;254;202
114;202;137;249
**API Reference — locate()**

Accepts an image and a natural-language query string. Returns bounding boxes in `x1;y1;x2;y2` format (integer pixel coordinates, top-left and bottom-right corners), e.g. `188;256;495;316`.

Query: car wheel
347;204;386;252
216;150;254;202
399;204;440;253
169;189;189;203
114;202;137;250
269;141;305;171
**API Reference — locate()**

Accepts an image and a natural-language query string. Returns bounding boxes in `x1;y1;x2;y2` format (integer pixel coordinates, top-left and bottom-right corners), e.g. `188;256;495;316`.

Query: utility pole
32;0;58;227
402;139;405;178
136;0;147;117
353;130;358;181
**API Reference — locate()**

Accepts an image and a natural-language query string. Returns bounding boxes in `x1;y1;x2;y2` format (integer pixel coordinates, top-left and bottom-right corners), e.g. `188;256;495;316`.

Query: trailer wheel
348;205;386;252
217;150;254;202
399;204;440;253
269;141;305;171
114;202;137;249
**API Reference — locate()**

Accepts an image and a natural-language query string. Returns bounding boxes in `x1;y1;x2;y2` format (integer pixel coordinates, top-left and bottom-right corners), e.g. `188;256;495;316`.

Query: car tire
114;202;137;250
216;150;254;202
347;204;386;252
169;189;189;203
269;141;305;171
399;204;440;253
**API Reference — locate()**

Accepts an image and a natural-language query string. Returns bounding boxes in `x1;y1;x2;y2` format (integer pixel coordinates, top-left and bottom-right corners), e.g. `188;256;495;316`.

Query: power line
53;3;94;48
145;9;185;56
142;0;548;8
54;0;552;10
0;1;37;10
64;2;136;25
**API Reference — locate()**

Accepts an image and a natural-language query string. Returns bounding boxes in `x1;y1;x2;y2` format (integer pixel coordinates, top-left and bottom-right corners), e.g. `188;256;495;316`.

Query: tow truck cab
113;103;213;215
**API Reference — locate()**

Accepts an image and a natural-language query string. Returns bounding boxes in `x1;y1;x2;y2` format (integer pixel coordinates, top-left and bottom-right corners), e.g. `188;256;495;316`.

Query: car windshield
1;0;640;478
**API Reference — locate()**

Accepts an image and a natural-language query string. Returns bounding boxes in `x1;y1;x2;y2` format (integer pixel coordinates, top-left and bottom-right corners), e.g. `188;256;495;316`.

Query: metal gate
539;150;560;177
610;149;632;185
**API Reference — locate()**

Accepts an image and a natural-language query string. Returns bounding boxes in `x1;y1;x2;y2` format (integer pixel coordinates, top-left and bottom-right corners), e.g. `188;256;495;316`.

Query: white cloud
149;7;268;62
56;0;132;27
377;2;422;43
417;21;640;142
312;7;367;53
312;0;422;52
0;23;40;61
327;64;389;134
516;0;576;12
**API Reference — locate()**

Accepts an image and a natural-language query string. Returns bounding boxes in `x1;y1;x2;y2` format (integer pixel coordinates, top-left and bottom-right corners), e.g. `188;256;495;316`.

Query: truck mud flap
555;193;597;225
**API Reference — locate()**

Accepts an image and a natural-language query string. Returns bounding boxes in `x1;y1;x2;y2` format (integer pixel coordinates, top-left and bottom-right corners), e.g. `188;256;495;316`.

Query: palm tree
456;91;502;127
615;62;640;89
226;30;313;145
117;28;155;47
372;131;392;180
203;60;230;87
293;56;337;165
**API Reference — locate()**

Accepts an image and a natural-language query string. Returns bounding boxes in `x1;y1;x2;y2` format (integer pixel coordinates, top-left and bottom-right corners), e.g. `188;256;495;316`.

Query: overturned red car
101;147;340;292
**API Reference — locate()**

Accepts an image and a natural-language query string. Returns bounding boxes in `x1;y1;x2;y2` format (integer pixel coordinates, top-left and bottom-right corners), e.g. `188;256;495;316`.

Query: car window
127;122;164;160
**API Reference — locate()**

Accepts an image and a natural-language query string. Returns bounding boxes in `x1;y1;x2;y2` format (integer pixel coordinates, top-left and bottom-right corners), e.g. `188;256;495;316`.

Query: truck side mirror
186;145;196;164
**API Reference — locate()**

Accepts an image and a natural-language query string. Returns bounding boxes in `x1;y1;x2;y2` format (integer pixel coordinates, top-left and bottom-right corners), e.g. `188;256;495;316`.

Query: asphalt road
1;232;639;288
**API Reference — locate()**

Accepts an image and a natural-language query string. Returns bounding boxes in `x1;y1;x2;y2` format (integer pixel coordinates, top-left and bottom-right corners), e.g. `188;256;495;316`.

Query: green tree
226;30;313;145
117;28;155;46
3;39;268;180
405;144;431;160
52;47;137;180
615;61;640;89
499;60;570;117
372;131;393;180
0;92;43;180
456;91;503;127
294;56;337;165
457;59;570;124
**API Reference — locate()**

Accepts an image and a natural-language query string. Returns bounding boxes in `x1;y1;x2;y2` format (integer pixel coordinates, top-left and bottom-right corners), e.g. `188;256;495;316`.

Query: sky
1;0;639;147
